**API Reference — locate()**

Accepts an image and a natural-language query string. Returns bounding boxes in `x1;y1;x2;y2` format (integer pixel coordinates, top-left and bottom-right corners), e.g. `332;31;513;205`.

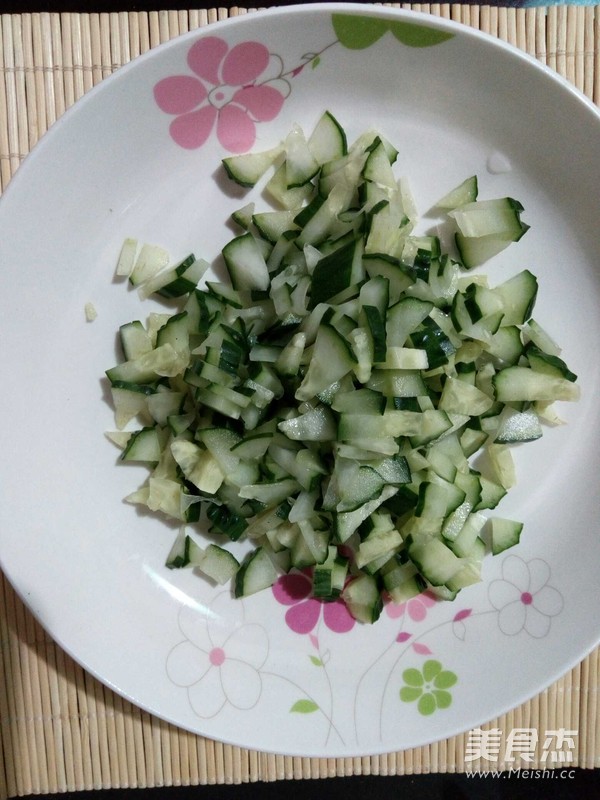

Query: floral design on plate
384;589;437;623
166;591;269;717
488;554;564;638
272;569;355;635
153;13;454;152
399;659;458;716
153;37;288;151
164;551;564;739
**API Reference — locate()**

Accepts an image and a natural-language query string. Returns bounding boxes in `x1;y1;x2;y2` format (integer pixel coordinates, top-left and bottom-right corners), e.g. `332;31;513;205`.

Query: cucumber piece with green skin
473;476;507;511
265;161;314;209
119;321;153;361
129;243;169;286
525;345;577;382
198;544;240;585
435;175;478;210
463;282;504;323
334;485;398;543
410;317;456;370
231;202;254;230
362;138;397;190
356;526;402;570
309;238;363;307
313;546;349;599
146;390;184;427
451;198;530;269
171;439;225;494
252;209;297;243
120;427;164;464
222;232;270;292
234;547;279;597
156;312;190;362
110;381;155;429
438;376;494;417
106;343;185;384
307;111;348;164
284;124;320;188
493;366;580;403
222;144;283;187
165;530;205;569
484;325;524;366
157;256;208;299
331;387;386;415
363;252;414;298
207;503;249;541
341;573;383;624
414;480;466;519
493;269;538;325
490;517;523;555
386;297;434;348
445;513;487;558
494;408;543;443
359;276;389;363
407;536;464;587
296;322;357;401
278;405;337;442
522;318;561;356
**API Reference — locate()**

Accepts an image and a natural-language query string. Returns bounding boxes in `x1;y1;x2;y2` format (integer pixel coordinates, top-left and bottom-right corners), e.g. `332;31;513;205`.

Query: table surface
1;2;599;799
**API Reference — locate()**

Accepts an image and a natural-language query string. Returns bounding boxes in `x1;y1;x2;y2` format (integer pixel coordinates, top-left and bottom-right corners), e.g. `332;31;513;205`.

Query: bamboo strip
19;14;38;152
0;579;19;799
1;7;600;797
595;5;600;104
0;18;13;190
1;13;21;177
30;14;47;145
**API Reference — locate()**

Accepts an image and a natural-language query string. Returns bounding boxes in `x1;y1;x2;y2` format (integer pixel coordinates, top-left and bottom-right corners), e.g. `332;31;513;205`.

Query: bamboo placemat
1;4;599;797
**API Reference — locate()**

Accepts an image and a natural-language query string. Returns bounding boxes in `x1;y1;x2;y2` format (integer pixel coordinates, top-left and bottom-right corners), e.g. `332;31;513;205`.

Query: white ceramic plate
1;4;600;758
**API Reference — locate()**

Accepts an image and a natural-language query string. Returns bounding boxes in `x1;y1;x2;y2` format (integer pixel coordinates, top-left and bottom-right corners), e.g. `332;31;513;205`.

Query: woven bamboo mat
1;4;599;797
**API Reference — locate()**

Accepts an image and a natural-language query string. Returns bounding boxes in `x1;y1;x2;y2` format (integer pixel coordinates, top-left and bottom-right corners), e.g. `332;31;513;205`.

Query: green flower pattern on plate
400;659;458;716
332;13;455;50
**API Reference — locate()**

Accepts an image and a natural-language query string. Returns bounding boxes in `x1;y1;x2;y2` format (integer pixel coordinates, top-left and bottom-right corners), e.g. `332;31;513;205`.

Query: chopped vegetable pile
105;112;579;624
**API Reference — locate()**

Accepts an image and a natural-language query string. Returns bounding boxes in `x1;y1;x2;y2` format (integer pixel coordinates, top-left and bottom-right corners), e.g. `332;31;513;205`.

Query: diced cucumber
435;175;478;210
120;427;165;464
165;530;205;569
407;536;464;587
296;322;356;401
308;111;347;164
490;517;523;555
234;547;279;597
129;243;169;286
313;546;349;599
493;269;538;325
526;345;577;382
115;237;138;277
451;198;529;269
197;544;240;585
119;321;153;361
108;113;578;624
222;144;283;187
494;408;543;443
493;366;580;403
341;574;383;624
222;233;270;292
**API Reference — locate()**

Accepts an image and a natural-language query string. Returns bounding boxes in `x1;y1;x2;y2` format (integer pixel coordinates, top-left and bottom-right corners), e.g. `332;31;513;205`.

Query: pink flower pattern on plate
153;36;287;152
385;590;437;622
272;570;355;635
